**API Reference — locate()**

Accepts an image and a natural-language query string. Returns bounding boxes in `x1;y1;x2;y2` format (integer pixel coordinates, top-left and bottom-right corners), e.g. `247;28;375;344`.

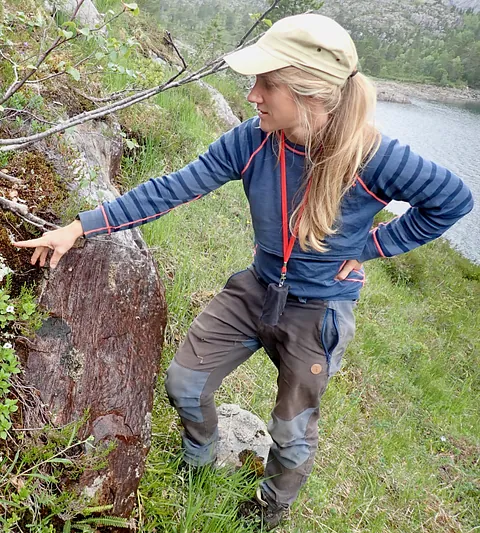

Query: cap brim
224;43;289;75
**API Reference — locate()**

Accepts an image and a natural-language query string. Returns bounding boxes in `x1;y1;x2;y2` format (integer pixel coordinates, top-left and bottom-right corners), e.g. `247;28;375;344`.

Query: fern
81;504;114;515
71;525;94;533
74;516;132;527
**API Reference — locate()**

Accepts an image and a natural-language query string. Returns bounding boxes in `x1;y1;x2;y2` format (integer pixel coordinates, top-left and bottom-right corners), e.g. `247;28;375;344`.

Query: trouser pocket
320;301;356;376
223;268;249;289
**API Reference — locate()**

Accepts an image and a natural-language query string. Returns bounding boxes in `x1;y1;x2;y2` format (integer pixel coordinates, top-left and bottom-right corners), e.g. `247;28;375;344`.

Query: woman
15;14;473;530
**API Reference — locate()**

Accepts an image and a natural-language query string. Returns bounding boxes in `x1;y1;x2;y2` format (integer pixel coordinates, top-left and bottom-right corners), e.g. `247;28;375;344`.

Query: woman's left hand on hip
335;259;363;280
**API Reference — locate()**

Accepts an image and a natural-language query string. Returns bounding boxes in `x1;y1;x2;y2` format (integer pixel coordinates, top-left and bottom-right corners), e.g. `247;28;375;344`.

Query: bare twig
10;374;51;430
0;50;19;88
69;0;88;22
192;57;226;79
72;86;146;103
0;170;24;185
236;0;280;49
0;49;17;68
189;27;266;80
38;23;51;63
88;8;125;34
0;197;59;230
0;0;88;105
0;59;229;151
147;31;189;88
164;31;187;71
79;69;105;76
0;2;275;150
25;52;96;85
3;107;57;126
0;0;128;106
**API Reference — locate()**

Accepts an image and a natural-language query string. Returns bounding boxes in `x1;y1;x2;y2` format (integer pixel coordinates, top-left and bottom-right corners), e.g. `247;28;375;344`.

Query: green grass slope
122;88;479;532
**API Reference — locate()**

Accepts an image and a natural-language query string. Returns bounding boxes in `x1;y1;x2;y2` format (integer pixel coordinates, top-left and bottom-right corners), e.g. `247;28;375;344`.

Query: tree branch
0;50;19;90
72;86;145;103
0;0;127;106
0;0;88;106
0;60;229;151
0;170;24;185
0;3;276;151
164;31;187;71
236;0;280;49
69;0;88;22
88;8;125;34
0;197;59;230
3;107;57;126
25;52;96;85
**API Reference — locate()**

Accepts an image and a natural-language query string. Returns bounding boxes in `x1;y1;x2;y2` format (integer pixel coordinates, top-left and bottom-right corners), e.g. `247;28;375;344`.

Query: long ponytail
267;68;381;252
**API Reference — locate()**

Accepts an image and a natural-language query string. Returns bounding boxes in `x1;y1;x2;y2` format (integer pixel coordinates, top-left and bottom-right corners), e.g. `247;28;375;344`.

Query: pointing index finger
13;238;49;248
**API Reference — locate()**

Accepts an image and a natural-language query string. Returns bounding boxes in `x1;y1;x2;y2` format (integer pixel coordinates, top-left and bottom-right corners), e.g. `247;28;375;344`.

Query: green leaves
19;301;36;321
59;21;78;40
66;66;81;82
119;131;139;150
123;2;140;16
0;342;20;439
0;390;18;438
125;138;139;150
61;30;74;39
0;423;112;531
0;286;45;440
0;291;15;327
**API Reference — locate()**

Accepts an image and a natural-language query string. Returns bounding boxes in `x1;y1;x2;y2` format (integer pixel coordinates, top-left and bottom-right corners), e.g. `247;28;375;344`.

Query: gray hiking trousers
165;267;356;508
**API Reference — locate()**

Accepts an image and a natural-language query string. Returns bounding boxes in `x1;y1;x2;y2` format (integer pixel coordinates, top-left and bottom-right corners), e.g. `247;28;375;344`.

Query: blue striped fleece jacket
79;117;474;300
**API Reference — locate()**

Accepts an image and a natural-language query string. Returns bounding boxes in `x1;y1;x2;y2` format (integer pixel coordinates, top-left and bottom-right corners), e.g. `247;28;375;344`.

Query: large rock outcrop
23;120;167;517
44;0;103;28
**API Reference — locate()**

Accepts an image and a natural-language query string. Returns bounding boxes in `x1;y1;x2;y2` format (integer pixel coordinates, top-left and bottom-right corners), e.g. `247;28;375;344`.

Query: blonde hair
266;67;381;252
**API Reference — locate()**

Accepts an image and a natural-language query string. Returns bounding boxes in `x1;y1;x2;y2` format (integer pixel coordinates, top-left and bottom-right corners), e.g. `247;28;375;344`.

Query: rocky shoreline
374;79;480;105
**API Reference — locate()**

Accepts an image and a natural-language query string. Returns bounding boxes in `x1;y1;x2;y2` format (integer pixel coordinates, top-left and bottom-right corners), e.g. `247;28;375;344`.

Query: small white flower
3;342;13;349
6;306;14;314
0;264;13;282
440;436;447;442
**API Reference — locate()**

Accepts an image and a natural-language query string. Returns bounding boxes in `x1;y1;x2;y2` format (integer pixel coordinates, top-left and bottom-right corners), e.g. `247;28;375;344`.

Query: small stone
215;403;272;470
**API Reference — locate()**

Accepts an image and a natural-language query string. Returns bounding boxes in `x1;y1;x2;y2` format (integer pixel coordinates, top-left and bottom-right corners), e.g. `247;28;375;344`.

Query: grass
203;72;256;122
139;199;479;533
117;85;479;532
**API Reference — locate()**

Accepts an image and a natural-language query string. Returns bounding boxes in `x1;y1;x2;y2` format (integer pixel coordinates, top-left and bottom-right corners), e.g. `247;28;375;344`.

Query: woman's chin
258;118;274;133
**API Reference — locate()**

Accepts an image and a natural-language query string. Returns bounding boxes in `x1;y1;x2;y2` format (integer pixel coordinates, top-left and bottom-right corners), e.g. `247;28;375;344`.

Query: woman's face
247;73;328;145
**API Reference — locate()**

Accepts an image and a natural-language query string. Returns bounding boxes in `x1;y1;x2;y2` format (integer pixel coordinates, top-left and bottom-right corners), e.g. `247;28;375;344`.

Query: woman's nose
247;81;263;104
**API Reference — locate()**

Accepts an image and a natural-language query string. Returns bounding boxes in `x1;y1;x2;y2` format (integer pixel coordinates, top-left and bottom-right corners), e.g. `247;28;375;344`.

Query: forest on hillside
137;0;480;88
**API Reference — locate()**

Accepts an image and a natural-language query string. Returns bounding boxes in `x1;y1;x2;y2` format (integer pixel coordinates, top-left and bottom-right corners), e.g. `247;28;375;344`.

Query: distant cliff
449;0;480;12
320;0;469;38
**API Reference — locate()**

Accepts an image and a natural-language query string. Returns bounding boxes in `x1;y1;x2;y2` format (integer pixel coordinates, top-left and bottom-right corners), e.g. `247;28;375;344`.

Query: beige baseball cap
224;14;358;86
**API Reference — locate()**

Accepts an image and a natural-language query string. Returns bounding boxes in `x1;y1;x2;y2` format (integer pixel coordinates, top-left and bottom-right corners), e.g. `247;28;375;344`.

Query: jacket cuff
78;207;110;238
358;230;386;262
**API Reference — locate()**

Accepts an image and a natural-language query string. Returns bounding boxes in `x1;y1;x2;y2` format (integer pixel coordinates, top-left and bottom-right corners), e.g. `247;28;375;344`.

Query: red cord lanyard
279;131;312;287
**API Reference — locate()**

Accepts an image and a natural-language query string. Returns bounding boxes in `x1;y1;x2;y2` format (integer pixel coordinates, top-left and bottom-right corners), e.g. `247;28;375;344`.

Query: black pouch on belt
260;283;290;327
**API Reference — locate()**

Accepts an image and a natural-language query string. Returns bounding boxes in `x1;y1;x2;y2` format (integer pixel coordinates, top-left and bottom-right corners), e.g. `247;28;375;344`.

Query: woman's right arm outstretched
14;219;84;269
13;119;256;268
